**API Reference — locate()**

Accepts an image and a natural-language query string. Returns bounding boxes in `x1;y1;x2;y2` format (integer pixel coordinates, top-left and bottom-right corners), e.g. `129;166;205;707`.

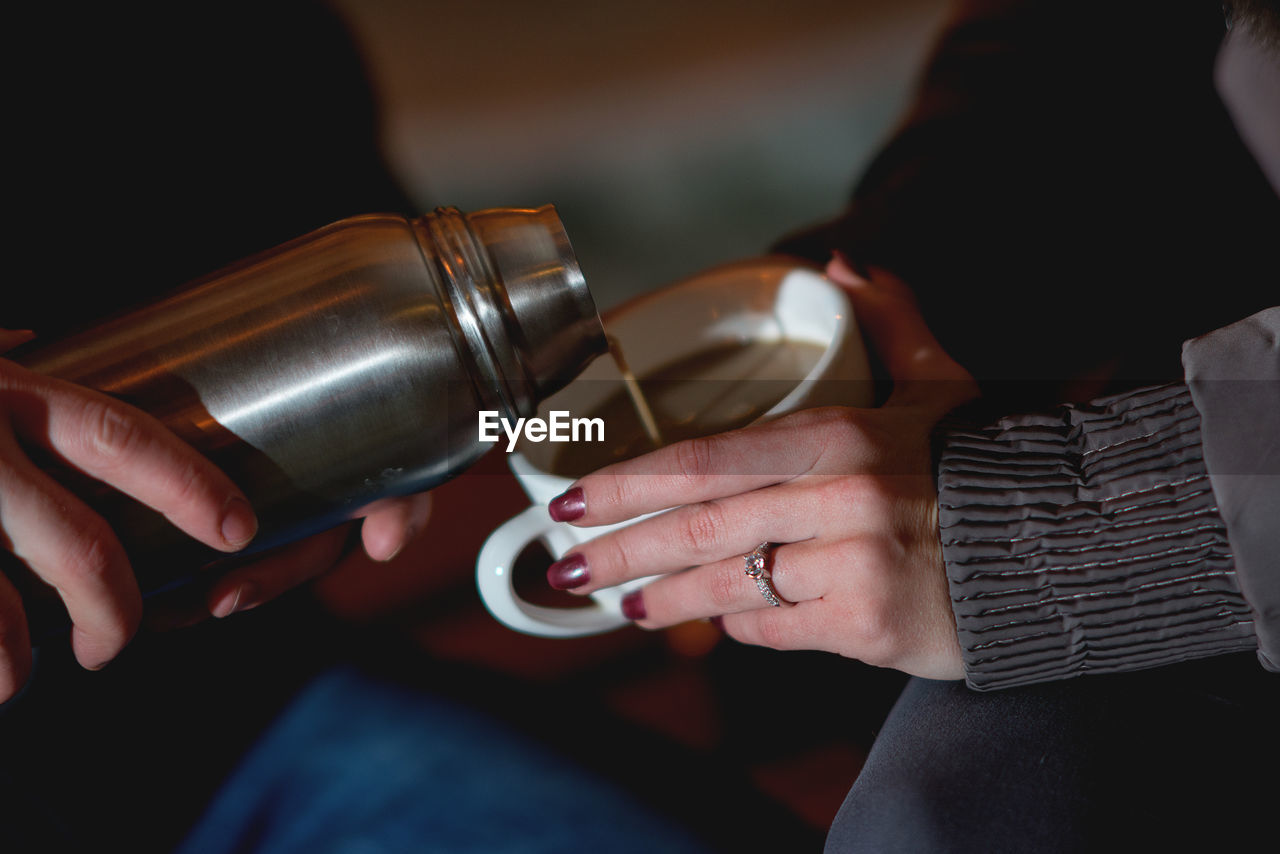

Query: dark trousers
825;654;1279;853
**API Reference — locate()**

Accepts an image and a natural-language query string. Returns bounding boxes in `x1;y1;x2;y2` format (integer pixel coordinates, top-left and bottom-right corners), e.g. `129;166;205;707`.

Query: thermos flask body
10;205;607;610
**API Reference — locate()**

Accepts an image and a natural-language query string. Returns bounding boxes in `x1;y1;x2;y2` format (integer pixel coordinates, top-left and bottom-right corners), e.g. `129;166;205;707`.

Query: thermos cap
419;206;608;419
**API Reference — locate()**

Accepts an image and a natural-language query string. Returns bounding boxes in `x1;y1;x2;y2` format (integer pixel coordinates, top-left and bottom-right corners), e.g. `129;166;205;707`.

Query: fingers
202;489;431;621
703;529;964;679
548;481;821;595
0;329;35;354
553;412;826;528
717;600;828;652
358;491;433;562
206;524;351;619
0;425;141;670
615;530;953;673
719;570;963;679
0;568;32;703
825;256;977;410
625;538;835;630
2;362;257;554
0;358;256;675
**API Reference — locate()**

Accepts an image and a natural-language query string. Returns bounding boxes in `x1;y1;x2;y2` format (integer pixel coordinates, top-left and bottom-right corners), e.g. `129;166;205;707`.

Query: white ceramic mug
475;257;872;637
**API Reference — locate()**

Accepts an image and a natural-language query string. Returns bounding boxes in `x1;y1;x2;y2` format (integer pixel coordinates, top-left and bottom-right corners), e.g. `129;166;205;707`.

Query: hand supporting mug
476;258;872;637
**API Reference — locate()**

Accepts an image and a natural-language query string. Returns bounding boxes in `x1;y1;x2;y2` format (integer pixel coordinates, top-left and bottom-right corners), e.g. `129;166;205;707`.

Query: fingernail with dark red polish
548;487;586;522
621;591;646;621
547;553;589;590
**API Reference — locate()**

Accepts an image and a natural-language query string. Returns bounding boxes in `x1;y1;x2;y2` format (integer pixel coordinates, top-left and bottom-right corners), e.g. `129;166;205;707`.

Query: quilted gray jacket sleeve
937;308;1280;691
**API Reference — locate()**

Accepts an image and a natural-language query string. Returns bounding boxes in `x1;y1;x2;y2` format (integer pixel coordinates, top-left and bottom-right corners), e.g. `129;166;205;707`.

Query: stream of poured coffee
606;334;664;448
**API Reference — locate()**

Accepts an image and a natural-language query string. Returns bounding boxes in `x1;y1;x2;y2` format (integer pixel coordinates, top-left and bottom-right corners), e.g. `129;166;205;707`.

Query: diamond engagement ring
744;542;786;607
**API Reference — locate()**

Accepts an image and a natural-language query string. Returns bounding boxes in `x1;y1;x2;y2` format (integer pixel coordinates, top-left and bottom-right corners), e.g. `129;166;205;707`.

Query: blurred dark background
313;2;951;845
330;0;950;307
1;2;951;851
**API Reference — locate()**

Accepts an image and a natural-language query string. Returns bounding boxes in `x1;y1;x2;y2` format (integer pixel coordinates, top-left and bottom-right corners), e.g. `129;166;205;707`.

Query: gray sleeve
1183;307;1280;672
938;308;1279;690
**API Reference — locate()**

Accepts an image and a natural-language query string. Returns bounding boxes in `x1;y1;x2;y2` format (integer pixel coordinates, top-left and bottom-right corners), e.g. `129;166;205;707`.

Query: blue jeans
176;667;714;854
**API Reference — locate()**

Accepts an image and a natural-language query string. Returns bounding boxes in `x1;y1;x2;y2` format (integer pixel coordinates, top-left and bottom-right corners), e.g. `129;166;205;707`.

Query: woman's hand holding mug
541;258;978;680
476;258;873;637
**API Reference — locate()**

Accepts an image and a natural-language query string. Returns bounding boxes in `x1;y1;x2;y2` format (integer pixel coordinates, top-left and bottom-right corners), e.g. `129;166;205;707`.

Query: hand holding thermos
0;206;606;703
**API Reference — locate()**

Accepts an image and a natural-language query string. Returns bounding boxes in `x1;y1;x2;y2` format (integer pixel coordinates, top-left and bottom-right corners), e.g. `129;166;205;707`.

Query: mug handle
476;504;632;637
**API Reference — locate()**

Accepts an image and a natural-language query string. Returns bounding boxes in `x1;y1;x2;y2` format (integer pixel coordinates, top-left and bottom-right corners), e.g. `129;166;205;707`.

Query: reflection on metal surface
11;207;607;632
215;347;414;432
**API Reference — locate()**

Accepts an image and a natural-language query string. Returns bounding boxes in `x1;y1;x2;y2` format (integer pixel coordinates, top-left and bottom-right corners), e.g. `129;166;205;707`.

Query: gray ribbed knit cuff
937;383;1257;691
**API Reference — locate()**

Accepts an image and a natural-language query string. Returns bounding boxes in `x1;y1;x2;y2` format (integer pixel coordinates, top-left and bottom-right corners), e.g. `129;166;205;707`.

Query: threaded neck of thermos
413;205;607;419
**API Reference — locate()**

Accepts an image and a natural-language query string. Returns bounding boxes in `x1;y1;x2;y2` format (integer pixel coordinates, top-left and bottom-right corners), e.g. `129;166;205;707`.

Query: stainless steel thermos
9;205;607;628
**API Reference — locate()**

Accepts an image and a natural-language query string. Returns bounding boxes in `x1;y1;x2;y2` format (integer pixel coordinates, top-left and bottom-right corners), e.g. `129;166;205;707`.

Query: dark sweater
777;1;1279;688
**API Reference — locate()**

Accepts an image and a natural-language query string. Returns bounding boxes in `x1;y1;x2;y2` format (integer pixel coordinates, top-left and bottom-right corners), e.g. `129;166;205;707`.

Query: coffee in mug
476;258;872;637
549;337;827;478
